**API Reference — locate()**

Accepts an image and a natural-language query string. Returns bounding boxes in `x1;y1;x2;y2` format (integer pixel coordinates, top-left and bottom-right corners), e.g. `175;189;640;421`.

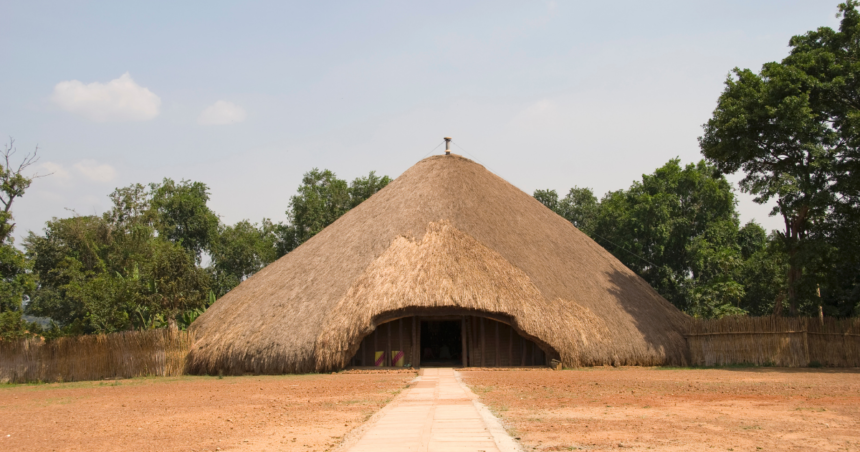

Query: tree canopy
2;165;392;339
536;158;785;318
700;0;860;316
276;169;390;255
0;139;40;339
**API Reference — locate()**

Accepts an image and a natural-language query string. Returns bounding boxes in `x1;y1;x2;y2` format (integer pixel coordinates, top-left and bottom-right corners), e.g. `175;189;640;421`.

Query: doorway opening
348;313;553;368
419;320;462;367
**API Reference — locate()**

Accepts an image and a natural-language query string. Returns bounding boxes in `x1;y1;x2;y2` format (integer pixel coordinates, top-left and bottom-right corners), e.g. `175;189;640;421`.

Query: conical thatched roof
188;154;690;374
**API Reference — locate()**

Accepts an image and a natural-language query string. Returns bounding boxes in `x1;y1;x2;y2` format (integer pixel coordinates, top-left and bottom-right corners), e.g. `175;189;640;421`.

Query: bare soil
0;370;415;452
461;367;860;452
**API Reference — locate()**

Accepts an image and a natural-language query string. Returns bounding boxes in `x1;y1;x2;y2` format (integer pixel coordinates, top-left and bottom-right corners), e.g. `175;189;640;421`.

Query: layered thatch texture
188;154;690;374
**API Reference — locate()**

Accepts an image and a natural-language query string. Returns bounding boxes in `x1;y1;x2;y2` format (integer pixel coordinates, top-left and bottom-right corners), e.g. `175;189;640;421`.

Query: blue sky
0;0;842;240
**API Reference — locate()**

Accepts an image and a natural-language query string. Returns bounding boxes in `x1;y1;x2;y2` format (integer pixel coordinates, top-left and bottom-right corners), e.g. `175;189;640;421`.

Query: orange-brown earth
461;367;860;452
5;367;859;451
0;370;414;452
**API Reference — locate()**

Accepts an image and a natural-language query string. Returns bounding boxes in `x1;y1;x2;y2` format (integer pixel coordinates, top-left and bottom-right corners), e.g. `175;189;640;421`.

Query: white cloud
40;161;72;182
198;100;247;125
73;160;117;182
51;73;161;122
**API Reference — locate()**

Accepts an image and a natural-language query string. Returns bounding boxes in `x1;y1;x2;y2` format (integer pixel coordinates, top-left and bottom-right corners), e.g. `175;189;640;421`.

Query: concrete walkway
346;368;517;452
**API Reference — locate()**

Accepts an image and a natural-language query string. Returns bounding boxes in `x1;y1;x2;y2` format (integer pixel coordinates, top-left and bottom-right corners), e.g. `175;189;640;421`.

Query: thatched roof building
188;154;690;374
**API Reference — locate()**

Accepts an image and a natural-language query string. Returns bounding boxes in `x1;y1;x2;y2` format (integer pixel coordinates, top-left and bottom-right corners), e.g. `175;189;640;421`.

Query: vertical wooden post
398;318;403;366
508;325;513;367
461;317;467;367
495;321;500;367
415;318;422;368
531;342;535;366
469;316;481;366
480;317;486;367
803;318;810;366
387;322;392;366
521;337;526;366
409;316;418;367
373;329;377;366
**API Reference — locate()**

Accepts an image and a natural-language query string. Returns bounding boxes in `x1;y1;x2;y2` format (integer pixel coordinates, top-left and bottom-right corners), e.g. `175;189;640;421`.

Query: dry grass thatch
188;154;690;374
687;316;860;367
0;329;194;383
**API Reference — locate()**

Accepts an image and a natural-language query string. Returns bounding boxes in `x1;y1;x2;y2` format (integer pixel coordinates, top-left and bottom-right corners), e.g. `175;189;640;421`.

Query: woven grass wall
688;316;860;367
0;329;194;384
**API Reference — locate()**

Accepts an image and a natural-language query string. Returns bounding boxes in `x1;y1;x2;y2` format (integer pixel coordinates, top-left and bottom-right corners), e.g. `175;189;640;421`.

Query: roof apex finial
444;137;452;155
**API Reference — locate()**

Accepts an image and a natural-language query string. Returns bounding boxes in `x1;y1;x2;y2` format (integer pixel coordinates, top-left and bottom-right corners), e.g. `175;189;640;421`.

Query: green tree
279;169;350;254
738;227;789;316
535;187;599;234
277;169;390;255
150;179;219;262
26;181;214;333
60;258;140;333
592;160;742;314
783;1;860;316
348;171;391;208
533;189;560;213
539;159;766;317
25;215;111;328
0;139;40;339
141;240;210;329
699;1;860;315
208;219;278;296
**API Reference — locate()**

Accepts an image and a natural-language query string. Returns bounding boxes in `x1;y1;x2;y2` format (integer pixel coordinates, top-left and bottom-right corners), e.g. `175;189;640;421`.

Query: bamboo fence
687;316;860;367
0;329;195;383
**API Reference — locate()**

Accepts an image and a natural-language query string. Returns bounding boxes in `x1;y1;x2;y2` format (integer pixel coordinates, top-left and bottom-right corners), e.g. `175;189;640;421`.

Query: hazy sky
1;1;842;241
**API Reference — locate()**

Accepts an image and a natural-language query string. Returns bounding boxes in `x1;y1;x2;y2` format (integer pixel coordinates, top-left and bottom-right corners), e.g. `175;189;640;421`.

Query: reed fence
687;316;860;367
0;328;195;383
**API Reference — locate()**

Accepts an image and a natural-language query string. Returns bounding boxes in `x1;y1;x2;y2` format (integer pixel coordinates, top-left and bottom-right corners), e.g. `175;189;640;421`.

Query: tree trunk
782;205;808;316
773;292;785;317
786;257;801;316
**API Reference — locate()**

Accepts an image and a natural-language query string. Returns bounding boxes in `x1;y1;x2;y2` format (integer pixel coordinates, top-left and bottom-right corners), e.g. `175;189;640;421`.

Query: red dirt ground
461;367;860;452
5;367;858;451
0;370;414;452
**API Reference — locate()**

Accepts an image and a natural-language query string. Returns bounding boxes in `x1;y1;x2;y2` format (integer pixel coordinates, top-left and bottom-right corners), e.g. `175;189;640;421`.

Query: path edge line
454;370;524;452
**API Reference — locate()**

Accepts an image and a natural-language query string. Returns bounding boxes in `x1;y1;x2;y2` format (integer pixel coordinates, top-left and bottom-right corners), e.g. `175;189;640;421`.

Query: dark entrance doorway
349;314;552;368
420;320;462;367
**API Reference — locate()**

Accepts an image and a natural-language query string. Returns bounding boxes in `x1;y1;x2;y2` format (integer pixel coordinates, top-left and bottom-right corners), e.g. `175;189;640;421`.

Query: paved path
346;368;511;452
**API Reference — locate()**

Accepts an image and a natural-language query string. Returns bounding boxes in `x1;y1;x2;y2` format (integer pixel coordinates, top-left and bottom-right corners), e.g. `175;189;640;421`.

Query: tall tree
150;179;219;262
348;171;391;208
533;189;560;213
208;219;278;296
592;159;743;315
277;169;390;256
26;181;211;333
142;240;210;330
699;1;860;314
537;159;777;317
737;223;789;316
535;187;599;234
0;139;41;339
